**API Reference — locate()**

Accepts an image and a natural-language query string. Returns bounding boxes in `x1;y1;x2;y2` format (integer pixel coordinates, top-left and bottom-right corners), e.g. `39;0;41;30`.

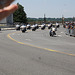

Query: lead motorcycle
49;27;56;37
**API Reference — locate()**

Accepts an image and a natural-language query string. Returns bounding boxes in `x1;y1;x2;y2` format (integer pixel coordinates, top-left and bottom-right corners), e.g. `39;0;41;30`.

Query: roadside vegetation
13;3;75;24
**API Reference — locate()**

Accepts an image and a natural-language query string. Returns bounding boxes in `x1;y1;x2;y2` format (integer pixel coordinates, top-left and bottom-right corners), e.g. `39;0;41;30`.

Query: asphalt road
0;26;75;75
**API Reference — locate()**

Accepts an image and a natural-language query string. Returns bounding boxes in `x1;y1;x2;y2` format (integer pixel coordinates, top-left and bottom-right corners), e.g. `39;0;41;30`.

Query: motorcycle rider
48;23;52;29
20;25;26;33
41;23;46;30
50;25;56;37
27;24;31;30
32;24;36;31
16;24;20;30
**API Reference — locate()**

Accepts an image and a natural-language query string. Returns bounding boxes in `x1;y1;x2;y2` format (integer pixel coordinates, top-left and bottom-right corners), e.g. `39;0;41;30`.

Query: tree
13;3;27;23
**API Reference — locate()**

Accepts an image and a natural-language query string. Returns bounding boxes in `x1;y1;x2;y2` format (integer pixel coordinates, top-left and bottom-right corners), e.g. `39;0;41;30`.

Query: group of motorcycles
15;24;46;32
15;23;60;37
16;24;31;33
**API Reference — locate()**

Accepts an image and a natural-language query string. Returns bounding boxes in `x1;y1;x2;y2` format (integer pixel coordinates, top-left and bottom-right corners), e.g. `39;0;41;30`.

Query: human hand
0;0;18;20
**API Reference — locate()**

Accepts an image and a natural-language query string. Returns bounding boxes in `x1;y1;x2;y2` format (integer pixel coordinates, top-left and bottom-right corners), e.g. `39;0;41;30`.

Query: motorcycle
27;24;31;30
32;25;36;31
16;24;20;30
48;23;52;29
20;25;26;33
35;24;39;29
49;27;56;37
41;24;46;30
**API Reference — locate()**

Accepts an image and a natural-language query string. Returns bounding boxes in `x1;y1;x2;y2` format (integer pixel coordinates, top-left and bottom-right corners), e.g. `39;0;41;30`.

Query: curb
1;28;15;30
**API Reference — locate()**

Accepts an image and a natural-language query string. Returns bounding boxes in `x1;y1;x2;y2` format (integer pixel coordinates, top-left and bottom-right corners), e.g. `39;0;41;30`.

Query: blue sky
13;0;75;18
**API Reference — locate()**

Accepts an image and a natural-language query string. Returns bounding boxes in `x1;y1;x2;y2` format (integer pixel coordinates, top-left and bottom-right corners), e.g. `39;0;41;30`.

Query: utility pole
44;14;46;24
62;15;64;25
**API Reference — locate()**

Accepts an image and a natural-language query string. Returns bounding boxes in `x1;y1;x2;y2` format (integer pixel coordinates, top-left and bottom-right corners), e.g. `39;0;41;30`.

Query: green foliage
27;17;74;23
13;3;27;23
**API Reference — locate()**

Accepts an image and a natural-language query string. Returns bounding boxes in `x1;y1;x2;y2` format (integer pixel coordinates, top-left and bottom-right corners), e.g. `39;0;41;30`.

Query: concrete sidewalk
1;27;15;30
